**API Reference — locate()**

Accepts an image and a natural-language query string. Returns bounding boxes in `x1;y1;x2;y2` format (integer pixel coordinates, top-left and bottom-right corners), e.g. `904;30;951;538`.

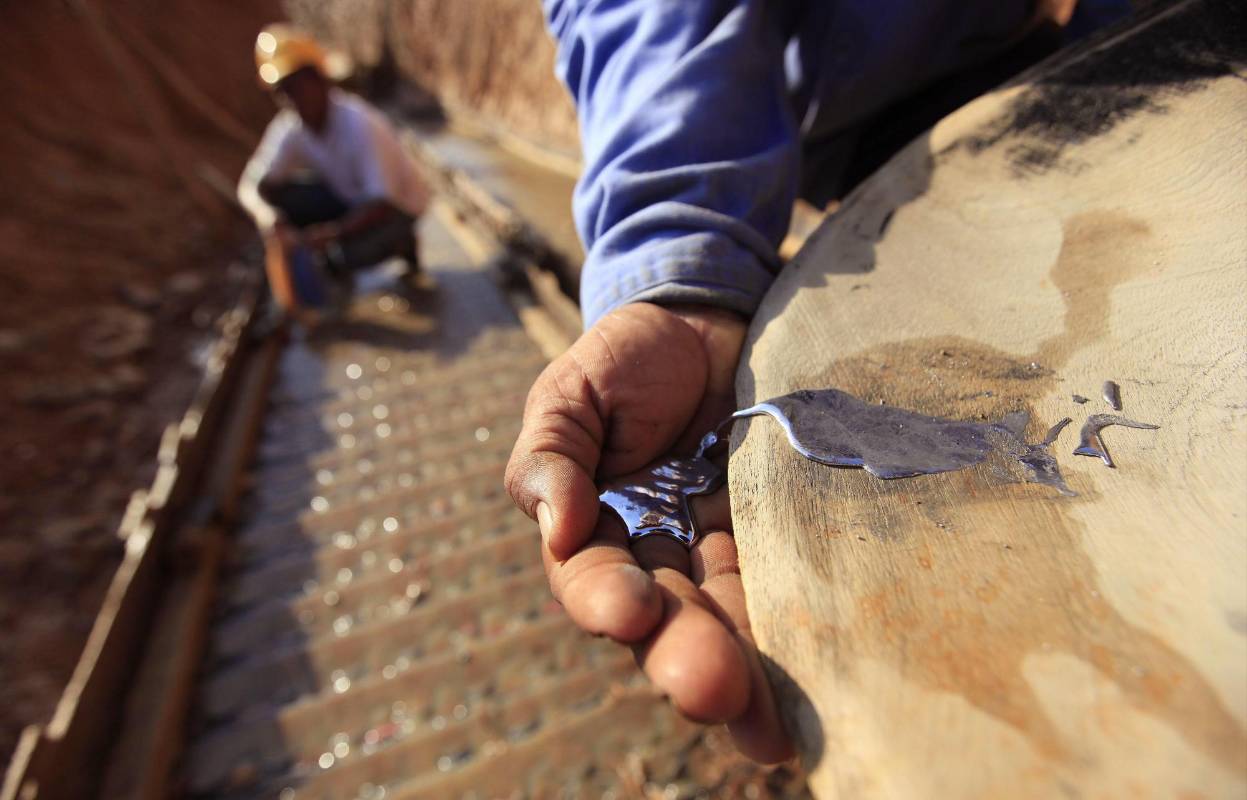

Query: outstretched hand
505;302;793;763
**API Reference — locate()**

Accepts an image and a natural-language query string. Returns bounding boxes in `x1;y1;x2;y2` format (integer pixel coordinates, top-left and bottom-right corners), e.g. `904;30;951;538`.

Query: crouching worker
238;25;430;323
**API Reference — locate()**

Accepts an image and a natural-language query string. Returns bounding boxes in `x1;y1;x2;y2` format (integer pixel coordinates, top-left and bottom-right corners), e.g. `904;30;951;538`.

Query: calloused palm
505;302;793;763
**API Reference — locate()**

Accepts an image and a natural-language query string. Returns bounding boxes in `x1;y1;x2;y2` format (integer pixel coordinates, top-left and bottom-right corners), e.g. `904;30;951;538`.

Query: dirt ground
0;0;282;764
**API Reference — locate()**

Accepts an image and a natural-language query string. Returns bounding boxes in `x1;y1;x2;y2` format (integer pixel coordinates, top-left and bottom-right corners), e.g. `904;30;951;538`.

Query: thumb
505;365;606;560
505;448;601;561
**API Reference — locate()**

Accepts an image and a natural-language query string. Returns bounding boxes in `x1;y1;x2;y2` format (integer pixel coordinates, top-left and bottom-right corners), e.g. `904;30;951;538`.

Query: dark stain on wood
947;0;1247;176
738;420;1247;774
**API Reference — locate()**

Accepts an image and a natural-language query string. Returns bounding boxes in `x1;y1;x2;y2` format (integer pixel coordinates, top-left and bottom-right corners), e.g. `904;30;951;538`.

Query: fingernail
536;502;553;543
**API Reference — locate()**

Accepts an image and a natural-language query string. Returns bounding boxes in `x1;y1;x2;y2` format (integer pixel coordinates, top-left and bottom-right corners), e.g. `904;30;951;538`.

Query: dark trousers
267;180;419;274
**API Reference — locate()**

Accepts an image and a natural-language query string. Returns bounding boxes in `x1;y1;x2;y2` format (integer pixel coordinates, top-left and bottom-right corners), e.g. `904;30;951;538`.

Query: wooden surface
730;3;1247;797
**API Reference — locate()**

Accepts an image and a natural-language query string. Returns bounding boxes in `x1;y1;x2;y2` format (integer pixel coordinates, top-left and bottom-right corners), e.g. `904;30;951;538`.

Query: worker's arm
239;114;310;314
237;112;301;232
506;0;800;763
547;0;799;325
237;175;280;232
261;227;300;311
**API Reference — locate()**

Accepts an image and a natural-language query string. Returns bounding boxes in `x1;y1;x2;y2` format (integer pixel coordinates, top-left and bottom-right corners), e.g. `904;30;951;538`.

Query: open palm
505;302;792;762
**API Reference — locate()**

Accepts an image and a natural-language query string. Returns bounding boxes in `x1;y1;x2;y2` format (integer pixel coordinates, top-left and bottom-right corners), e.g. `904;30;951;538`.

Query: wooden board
730;2;1247;797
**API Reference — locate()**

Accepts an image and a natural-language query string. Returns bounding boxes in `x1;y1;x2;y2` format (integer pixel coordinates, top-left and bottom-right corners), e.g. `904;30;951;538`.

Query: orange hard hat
254;24;349;88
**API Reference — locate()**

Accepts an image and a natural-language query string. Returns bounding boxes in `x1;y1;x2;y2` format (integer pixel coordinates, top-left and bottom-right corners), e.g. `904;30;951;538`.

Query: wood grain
730;3;1247;797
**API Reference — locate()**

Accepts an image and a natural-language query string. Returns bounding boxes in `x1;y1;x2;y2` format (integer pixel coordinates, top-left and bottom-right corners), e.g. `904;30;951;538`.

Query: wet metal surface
1041;417;1073;446
732;389;1073;494
1102;380;1123;411
734;390;990;478
598;381;1159;543
1073;413;1160;467
598;457;724;546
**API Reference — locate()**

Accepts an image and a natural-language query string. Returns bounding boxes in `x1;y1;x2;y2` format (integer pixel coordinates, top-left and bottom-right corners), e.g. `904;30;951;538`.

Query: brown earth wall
0;0;282;766
286;0;580;157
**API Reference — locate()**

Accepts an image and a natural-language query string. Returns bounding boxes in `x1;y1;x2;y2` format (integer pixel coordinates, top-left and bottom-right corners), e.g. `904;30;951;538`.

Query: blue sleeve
545;0;799;327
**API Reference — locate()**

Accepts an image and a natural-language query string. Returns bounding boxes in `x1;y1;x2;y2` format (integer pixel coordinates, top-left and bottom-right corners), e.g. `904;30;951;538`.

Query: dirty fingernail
536;502;553;543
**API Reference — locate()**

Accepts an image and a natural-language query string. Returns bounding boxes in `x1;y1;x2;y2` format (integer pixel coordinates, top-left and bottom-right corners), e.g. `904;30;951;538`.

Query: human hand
505;302;793;763
304;223;339;253
270;220;302;249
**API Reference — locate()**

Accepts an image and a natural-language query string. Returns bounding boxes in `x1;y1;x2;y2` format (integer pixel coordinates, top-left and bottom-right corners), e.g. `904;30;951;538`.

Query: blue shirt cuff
580;201;780;326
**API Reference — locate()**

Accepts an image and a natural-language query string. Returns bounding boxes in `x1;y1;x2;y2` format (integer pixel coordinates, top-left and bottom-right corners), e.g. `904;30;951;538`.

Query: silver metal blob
734;390;1003;478
1042;417;1074;446
597;456;724;546
1102;380;1124;411
598;389;1090;548
729;389;1072;495
1073;414;1160;468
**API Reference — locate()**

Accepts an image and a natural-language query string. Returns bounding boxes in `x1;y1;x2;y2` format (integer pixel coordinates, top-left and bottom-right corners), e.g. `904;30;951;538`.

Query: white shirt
239;90;429;229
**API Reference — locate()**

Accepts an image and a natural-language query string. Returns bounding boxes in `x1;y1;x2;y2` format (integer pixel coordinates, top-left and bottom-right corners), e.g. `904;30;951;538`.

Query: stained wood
730;3;1247;797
